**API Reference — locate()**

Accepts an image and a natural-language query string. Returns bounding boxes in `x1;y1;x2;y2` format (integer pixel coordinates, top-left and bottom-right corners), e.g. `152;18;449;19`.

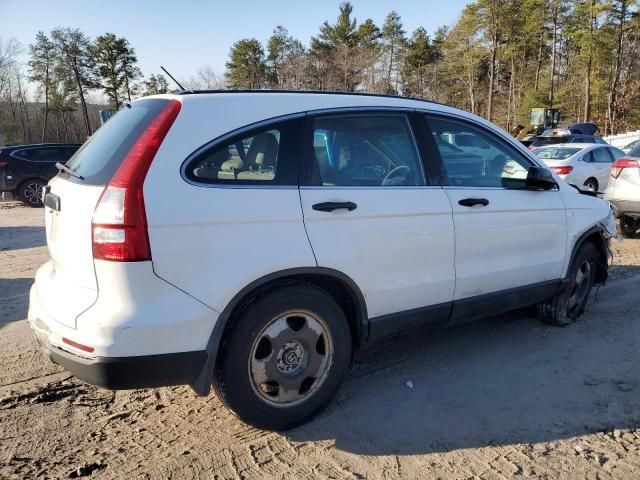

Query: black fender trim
190;267;368;396
566;225;609;287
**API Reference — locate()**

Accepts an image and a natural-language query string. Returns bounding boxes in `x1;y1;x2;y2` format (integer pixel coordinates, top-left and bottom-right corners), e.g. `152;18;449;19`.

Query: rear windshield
534;147;581;160
531;136;566;147
64;98;172;185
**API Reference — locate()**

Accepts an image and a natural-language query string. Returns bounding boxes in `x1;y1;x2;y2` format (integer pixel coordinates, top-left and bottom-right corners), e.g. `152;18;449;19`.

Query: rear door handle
458;198;489;207
312;201;358;212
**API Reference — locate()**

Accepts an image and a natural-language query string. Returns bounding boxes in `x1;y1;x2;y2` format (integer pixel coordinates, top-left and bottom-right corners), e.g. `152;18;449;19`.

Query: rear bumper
609;200;640;218
31;317;206;389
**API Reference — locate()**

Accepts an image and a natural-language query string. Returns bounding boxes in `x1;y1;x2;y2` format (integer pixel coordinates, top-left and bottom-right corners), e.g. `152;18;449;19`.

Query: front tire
17;179;46;207
619;215;638;238
213;283;352;430
538;242;599;326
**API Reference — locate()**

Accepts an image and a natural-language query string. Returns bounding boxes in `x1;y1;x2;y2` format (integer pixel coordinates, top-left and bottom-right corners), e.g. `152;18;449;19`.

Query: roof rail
173;88;448;107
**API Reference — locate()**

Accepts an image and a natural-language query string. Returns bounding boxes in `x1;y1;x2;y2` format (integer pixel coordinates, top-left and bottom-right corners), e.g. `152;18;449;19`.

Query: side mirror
526;166;557;190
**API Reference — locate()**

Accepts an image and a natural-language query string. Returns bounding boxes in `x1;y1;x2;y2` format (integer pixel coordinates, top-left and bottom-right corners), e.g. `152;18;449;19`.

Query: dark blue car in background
0;143;80;206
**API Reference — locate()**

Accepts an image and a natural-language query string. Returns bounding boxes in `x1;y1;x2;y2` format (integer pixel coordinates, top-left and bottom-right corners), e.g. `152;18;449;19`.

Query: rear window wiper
55;162;84;181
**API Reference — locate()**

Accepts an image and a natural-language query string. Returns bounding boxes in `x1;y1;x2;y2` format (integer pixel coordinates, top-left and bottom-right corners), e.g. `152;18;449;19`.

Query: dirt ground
1;200;639;480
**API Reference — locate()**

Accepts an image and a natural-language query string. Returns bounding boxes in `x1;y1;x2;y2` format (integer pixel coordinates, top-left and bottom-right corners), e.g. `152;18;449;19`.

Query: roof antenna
161;65;185;90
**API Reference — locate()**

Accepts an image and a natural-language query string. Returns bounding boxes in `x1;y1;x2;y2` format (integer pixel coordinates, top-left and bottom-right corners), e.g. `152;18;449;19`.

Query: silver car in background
605;142;640;237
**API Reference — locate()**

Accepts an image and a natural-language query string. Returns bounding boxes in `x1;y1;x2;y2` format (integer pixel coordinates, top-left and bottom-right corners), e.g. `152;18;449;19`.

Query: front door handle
458;198;489;207
312;201;358;212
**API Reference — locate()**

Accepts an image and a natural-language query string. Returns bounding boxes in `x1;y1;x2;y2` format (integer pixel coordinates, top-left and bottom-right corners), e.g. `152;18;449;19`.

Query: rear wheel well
220;273;366;355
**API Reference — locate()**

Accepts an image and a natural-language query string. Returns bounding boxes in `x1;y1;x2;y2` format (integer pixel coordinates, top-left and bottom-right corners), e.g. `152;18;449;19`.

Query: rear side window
592;147;611;163
65;98;173;185
12;147;68;162
308;113;425;187
184;118;302;185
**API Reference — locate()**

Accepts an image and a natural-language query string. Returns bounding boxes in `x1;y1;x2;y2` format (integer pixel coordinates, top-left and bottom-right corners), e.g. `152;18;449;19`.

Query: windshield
65;98;172;185
534;147;581;160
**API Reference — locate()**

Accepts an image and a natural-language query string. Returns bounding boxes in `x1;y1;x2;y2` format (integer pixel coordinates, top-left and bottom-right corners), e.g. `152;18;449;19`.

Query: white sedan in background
534;143;625;192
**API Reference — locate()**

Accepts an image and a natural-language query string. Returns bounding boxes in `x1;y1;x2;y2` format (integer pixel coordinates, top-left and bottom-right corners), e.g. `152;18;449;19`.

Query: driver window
426;115;532;188
310;114;425;187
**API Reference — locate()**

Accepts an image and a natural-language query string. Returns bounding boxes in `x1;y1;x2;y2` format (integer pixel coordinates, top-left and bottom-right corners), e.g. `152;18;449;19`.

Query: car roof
538;143;603;149
3;143;81;149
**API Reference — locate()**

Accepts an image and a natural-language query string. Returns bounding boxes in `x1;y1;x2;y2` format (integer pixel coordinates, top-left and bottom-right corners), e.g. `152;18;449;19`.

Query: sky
1;0;469;86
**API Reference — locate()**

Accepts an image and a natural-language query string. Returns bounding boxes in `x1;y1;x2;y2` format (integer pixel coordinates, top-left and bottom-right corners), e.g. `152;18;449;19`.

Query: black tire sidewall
564;242;599;320
584;178;598;192
215;283;352;430
619;216;638;238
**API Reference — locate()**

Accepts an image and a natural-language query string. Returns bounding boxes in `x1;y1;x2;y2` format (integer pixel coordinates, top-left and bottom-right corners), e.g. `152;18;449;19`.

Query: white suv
29;91;616;430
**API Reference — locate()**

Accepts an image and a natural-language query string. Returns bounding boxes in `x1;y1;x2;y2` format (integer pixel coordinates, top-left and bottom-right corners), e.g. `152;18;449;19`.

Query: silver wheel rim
23;182;44;204
248;310;333;407
584;180;597;192
567;260;592;313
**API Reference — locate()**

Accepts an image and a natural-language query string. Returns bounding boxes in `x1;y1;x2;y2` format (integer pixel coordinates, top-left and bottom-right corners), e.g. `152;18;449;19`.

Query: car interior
311;115;424;187
192;129;280;181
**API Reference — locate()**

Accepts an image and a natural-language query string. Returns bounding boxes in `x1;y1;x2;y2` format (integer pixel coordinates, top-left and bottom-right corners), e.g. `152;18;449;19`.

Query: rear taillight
92;100;181;261
611;158;639;178
549;165;573;175
0;161;8;168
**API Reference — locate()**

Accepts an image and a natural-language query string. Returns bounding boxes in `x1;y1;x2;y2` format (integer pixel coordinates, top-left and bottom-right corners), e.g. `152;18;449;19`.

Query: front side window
426;115;532;188
309;114;425;187
185;118;301;185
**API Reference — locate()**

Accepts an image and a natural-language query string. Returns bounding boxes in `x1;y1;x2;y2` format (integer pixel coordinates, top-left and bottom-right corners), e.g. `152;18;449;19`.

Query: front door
299;111;455;334
423;113;567;318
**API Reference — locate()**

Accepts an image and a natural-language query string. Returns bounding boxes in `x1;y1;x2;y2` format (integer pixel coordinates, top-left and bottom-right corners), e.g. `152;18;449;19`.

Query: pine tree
225;39;266;89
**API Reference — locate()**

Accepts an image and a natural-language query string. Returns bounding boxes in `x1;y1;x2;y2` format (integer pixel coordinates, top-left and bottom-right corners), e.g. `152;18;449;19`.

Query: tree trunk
72;60;92;138
534;30;544;92
42;66;50;143
548;1;559;108
607;2;627;135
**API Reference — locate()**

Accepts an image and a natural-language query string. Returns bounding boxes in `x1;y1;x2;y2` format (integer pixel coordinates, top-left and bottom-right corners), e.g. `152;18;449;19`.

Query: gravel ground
1;200;639;479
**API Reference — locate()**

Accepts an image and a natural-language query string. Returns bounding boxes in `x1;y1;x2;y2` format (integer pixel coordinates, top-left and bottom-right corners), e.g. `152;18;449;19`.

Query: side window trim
300;110;429;188
421;112;535;189
181;114;305;188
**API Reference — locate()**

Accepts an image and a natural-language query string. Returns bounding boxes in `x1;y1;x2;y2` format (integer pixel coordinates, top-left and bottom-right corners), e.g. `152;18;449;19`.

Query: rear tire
17;179;46;207
619;215;638;238
213;283;352;430
537;242;599;326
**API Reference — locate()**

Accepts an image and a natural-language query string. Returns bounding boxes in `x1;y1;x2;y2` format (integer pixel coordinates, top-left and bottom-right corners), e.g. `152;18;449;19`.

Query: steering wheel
381;165;411;186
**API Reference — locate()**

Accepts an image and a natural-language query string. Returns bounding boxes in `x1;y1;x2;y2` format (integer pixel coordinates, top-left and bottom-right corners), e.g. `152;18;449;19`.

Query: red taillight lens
0;161;8;168
549;165;573;175
92;100;181;261
611;158;639;178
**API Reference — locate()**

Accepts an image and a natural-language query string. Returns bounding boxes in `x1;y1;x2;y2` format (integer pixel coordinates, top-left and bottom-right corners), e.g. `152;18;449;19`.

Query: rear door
423;113;567;319
590;146;614;190
299;111;455;331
